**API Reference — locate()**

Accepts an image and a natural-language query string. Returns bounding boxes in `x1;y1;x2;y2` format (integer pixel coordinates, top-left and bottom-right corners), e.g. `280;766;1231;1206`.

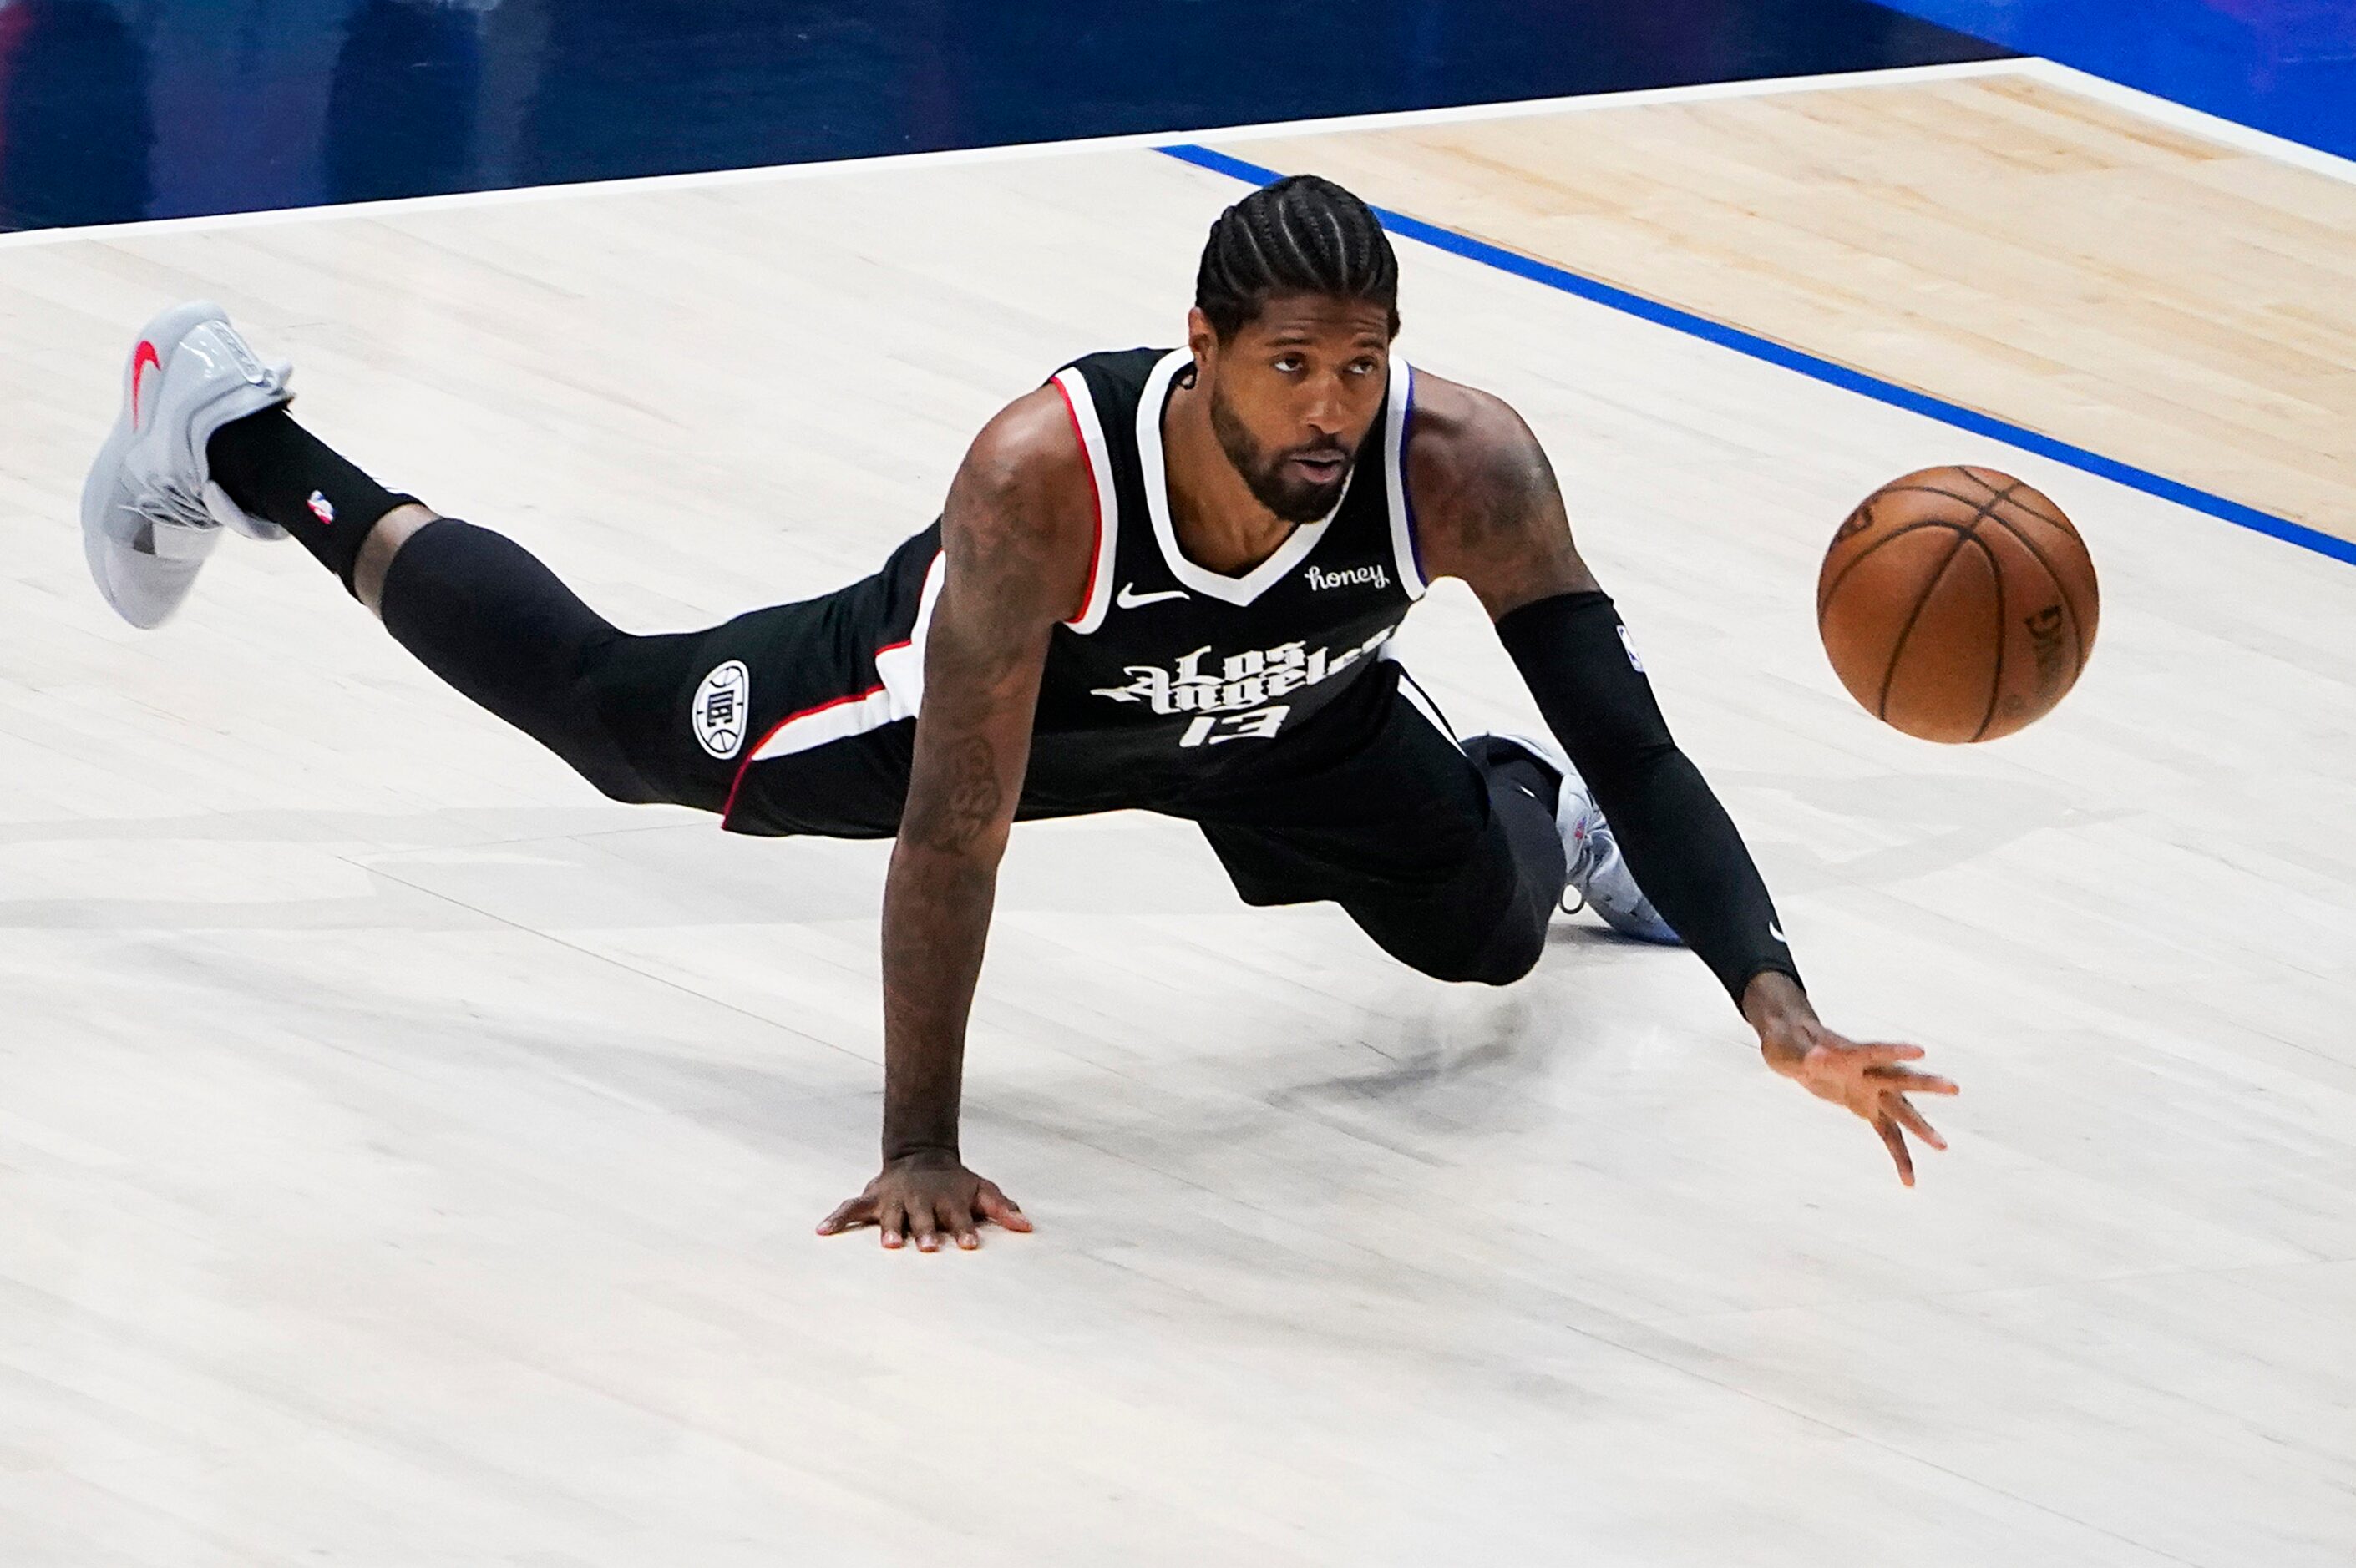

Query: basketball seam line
1954;467;2077;534
1872;484;2078;535
1819;518;1974;616
1981;506;2093;676
1959;479;2026;742
1873;479;2019;726
1968;529;2006;743
1876;530;1973;721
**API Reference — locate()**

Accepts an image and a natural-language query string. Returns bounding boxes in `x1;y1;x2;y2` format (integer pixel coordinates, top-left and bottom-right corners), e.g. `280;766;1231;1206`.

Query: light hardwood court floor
1231;61;2356;539
0;64;2351;1568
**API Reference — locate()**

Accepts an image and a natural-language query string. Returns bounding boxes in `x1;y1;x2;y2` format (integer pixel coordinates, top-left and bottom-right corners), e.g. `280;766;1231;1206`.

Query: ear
1186;306;1219;375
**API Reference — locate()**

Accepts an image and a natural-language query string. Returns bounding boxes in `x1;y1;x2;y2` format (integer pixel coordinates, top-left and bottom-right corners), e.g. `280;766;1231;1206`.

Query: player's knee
1411;912;1547;987
1467;928;1547;986
1414;948;1538;987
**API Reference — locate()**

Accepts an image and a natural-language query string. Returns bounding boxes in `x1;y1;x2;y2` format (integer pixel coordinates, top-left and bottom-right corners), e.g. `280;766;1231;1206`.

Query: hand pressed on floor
817;1150;1032;1251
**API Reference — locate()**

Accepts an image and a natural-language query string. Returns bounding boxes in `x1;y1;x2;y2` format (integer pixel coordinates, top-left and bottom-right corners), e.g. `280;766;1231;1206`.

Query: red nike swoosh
130;341;161;429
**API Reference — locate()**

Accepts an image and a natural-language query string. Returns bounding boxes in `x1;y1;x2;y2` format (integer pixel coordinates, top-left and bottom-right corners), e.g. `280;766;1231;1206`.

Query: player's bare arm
815;388;1094;1248
1408;374;1958;1184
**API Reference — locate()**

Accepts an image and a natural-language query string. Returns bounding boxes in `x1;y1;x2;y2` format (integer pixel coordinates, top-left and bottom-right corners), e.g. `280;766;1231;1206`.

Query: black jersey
719;346;1429;827
1026;346;1426;804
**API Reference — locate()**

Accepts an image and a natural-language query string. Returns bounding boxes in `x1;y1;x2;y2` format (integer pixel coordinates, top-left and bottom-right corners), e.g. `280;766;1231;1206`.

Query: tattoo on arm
905;733;1003;854
870;386;1087;1163
1462;440;1553;549
1413;383;1598;616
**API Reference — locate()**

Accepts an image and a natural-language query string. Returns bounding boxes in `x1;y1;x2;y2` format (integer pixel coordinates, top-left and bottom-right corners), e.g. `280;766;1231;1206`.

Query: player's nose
1301;369;1362;432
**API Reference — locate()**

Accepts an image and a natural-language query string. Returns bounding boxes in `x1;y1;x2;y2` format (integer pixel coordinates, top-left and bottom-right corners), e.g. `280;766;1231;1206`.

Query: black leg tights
377;519;710;808
205;410;715;808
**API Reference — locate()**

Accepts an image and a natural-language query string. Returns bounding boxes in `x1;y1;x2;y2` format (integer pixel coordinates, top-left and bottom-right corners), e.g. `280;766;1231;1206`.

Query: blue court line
1159;141;2356;569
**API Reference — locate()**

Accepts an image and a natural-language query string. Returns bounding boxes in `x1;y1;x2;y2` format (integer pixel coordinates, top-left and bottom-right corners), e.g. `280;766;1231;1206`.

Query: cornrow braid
1194;175;1401;341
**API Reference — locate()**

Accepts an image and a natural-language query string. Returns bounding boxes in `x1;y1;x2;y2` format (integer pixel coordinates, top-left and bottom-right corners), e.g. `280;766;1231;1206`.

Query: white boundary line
0;59;2016;251
2;53;2346;251
1173;58;2026;138
2012;58;2356;188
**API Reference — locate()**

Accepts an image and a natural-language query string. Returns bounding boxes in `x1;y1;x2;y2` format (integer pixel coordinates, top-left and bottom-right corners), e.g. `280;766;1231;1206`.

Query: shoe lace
129;478;217;540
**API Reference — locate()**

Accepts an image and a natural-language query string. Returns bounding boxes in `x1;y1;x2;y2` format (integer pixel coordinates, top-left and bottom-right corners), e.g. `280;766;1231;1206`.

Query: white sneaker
80;301;292;628
1476;731;1683;945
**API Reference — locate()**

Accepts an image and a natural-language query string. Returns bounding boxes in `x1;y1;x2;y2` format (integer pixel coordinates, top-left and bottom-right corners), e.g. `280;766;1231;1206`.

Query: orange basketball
1817;466;2099;743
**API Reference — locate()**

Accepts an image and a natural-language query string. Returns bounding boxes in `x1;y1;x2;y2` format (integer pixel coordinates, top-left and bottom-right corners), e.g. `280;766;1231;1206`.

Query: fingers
1887;1094;1948;1152
1875;1115;1915;1186
1847;1041;1927;1066
954;1190;989;1251
823;1173;1032;1252
975;1182;1033;1234
1864;1065;1959;1096
816;1194;878;1237
909;1198;945;1254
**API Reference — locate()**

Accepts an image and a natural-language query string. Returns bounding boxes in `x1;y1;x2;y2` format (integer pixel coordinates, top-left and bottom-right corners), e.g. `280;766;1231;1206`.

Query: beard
1208;382;1354;524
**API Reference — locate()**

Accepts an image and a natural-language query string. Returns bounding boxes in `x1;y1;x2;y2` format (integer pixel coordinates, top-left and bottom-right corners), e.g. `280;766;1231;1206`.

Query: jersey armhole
1052;368;1120;633
1384;358;1428;599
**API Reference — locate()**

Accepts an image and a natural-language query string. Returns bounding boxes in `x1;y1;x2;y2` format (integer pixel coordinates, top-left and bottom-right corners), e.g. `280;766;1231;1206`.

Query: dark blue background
0;0;2008;231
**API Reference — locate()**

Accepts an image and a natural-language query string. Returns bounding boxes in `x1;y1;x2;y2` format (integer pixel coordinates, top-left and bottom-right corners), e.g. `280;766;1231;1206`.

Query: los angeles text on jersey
1087;625;1395;720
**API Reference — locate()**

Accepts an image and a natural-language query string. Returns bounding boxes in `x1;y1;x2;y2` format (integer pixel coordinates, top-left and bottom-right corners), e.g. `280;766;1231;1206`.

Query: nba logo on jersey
692;660;750;758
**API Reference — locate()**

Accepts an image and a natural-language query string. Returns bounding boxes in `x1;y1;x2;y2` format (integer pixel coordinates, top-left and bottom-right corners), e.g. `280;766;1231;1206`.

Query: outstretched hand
817;1150;1032;1251
1742;972;1958;1186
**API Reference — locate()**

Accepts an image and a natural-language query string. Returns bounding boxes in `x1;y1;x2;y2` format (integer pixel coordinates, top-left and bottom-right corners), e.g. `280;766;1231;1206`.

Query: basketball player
79;176;1954;1251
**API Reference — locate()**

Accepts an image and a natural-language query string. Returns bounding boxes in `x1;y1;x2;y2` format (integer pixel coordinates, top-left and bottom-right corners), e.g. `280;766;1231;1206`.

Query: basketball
1816;466;2100;743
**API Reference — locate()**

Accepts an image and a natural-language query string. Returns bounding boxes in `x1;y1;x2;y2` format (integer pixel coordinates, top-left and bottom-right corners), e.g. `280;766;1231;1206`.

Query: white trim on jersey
1393;666;1464;751
875;548;946;716
1052;368;1119;634
743;550;945;765
1133;348;1350;608
743;685;902;763
1382;358;1426;599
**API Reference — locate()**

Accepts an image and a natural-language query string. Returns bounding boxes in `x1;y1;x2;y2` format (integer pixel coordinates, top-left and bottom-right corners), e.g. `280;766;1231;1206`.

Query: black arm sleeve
1496;590;1799;1004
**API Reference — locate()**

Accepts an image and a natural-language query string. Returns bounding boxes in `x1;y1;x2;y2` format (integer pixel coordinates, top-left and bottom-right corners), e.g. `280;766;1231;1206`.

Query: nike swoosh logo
129;341;162;429
1768;919;1786;943
1115;582;1188;609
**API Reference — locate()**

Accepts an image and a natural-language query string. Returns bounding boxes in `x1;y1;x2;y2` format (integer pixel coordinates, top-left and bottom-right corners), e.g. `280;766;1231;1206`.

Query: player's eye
1273;355;1303;373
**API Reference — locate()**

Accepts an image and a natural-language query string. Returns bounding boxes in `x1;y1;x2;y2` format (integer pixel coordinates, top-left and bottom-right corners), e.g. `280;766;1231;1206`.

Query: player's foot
80;301;292;628
1465;731;1682;945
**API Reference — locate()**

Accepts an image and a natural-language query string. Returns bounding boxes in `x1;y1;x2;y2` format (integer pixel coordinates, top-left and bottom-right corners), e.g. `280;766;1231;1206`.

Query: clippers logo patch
692;660;751;758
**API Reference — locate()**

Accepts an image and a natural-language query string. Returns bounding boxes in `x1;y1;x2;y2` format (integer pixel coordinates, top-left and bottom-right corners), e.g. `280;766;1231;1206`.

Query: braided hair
1194;175;1401;341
